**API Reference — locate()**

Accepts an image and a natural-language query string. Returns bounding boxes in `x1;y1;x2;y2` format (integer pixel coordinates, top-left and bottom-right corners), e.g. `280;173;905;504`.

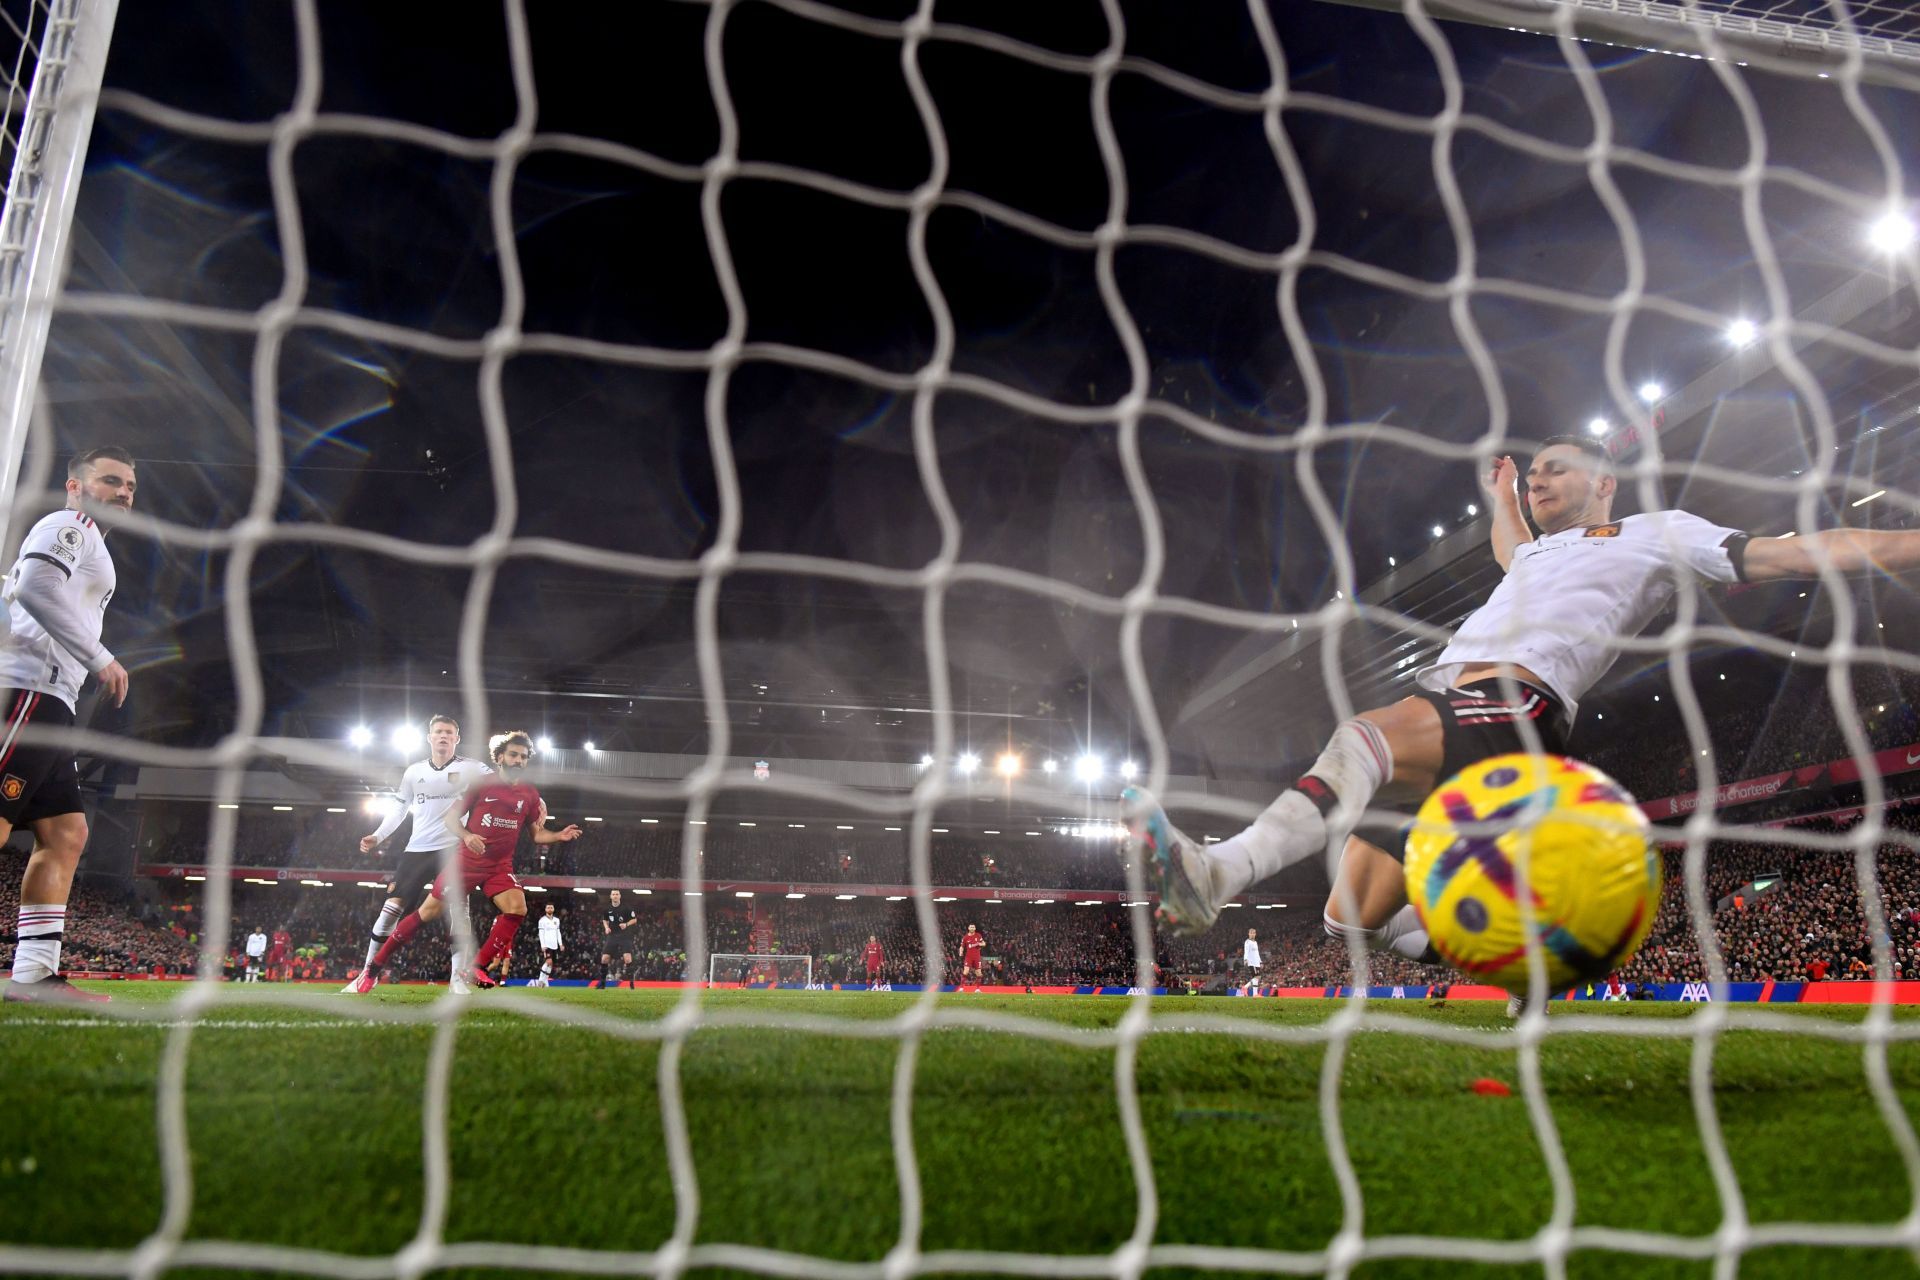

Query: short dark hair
1533;435;1613;467
69;446;135;481
427;714;459;731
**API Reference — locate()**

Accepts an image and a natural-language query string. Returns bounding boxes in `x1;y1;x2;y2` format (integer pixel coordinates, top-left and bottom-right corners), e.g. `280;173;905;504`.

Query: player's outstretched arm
1480;454;1531;571
1742;527;1920;582
533;822;582;845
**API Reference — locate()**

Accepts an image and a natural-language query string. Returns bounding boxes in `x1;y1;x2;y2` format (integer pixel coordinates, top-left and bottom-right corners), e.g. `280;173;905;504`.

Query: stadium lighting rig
1637;381;1665;403
956;753;980;775
347;725;372;749
390;724;422;754
1586;417;1609;437
1725;317;1759;348
996;752;1021;778
1074;754;1101;782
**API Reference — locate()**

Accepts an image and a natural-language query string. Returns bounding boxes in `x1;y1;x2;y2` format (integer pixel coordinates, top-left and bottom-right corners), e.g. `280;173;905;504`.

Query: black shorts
601;928;637;959
1371;677;1571;861
0;689;81;826
388;846;452;907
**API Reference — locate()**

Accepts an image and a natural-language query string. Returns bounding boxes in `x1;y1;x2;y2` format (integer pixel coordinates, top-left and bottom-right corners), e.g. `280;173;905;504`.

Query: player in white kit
344;714;492;994
2;448;134;1005
243;927;268;982
1127;435;1920;970
532;902;562;986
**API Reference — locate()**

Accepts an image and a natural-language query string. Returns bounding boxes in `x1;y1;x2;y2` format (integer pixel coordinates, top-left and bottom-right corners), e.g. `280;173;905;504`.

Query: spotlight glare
956;753;980;775
918;754;934;768
1118;760;1138;780
1868;210;1917;253
995;752;1021;778
389;724;422;754
347;725;372;749
1074;754;1101;783
536;736;554;752
1637;381;1665;404
1041;758;1057;774
1430;524;1444;539
1586;417;1609;437
1726;318;1758;348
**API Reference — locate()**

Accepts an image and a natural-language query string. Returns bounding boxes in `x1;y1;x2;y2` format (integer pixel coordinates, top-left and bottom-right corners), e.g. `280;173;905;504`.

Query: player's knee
39;823;87;863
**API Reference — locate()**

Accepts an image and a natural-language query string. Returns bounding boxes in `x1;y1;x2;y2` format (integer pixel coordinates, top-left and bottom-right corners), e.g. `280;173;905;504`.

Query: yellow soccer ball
1404;753;1659;995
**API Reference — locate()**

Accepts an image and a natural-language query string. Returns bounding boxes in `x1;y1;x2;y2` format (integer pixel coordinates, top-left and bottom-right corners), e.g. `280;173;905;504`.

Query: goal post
706;953;814;987
0;0;120;527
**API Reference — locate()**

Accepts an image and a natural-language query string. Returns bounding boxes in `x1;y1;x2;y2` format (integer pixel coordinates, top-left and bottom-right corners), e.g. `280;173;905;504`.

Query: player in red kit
863;934;884;989
352;731;580;993
959;924;985;987
266;928;292;982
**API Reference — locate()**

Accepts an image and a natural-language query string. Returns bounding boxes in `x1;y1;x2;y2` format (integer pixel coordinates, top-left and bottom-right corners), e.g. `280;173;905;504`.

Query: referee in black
599;888;640;990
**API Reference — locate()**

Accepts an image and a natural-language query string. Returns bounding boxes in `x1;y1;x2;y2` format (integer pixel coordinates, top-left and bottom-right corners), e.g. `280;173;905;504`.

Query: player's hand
1480;454;1519;503
558;824;582;841
96;659;130;708
359;834;380;854
461;832;486;854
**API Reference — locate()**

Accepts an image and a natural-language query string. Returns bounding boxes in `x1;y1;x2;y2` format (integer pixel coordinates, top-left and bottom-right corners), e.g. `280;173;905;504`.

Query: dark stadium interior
0;0;1917;990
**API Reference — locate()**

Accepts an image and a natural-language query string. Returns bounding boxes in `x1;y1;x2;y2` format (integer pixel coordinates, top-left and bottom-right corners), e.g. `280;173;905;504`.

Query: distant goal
707;954;814;987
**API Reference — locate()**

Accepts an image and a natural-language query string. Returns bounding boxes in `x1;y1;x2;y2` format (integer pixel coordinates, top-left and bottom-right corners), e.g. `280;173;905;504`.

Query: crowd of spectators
1588;668;1920;807
133;804;1136;891
1618;807;1920;984
0;851;195;975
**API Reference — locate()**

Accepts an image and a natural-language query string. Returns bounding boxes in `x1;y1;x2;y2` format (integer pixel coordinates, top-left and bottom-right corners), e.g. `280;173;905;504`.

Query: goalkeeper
1127;436;1920;967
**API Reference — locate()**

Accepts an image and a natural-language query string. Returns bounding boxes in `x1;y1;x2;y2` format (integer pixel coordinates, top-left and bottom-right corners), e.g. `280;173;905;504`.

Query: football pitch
4;985;1919;1280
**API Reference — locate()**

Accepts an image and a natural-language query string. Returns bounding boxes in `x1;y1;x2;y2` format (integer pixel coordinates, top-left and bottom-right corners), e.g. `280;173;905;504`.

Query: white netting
2;0;1920;1277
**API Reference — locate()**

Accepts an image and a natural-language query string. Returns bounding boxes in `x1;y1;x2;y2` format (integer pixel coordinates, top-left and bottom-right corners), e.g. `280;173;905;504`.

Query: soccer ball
1403;753;1659;995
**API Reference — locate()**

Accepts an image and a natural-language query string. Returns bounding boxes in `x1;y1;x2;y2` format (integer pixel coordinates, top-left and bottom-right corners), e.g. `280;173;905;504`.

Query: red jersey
961;932;984;963
863;941;883;970
458;779;543;867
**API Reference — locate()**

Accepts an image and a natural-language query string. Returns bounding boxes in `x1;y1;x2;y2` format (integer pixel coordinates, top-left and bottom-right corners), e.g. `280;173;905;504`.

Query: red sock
475;912;523;968
372;911;422;967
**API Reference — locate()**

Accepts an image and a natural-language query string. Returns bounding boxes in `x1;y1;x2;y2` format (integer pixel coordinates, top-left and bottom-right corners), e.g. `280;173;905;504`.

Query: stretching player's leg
1125;696;1444;933
1320;834;1436;960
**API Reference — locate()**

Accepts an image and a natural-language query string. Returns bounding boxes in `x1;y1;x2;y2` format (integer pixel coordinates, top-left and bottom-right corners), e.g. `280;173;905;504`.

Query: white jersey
372;756;494;852
537;915;563;949
1418;510;1746;719
1243;938;1262;968
244;931;267;959
0;509;116;712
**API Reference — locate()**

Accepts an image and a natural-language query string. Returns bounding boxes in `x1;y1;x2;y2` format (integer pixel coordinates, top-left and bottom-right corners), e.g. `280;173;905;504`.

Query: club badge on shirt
1583;523;1622;538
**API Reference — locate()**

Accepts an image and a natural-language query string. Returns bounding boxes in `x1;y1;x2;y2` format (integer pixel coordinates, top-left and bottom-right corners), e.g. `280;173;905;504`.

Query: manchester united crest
1;775;24;801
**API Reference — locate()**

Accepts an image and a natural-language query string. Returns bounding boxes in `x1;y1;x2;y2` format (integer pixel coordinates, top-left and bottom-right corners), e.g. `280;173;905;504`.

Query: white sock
1323;904;1431;960
13;903;66;982
1208;719;1394;900
364;900;402;970
1377;905;1432;961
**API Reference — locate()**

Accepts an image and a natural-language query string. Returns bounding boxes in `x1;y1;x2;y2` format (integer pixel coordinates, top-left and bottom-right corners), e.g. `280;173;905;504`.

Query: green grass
5;985;1920;1280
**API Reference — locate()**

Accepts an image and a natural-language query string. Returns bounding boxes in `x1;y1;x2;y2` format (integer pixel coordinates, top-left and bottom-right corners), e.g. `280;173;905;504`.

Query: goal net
708;952;813;986
2;0;1919;1277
